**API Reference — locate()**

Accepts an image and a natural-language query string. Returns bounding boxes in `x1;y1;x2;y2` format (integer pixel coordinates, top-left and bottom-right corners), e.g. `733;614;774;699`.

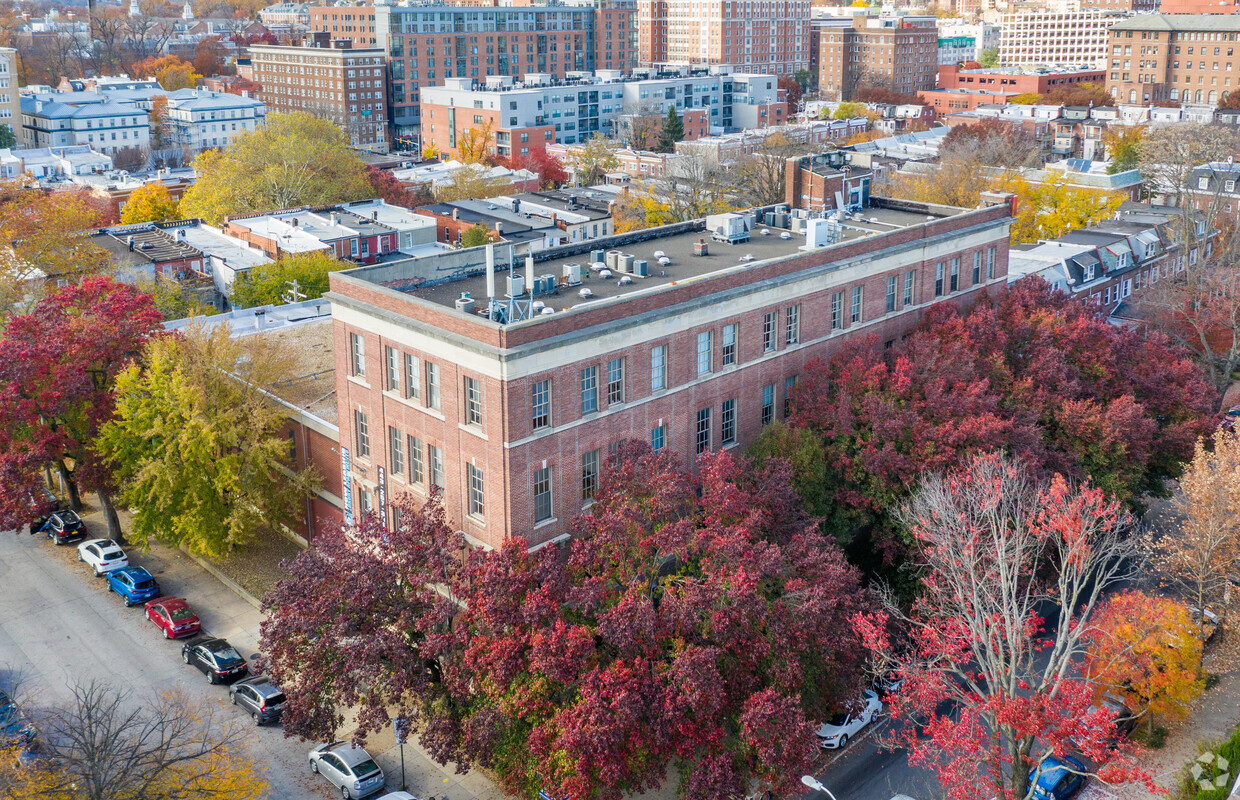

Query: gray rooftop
405;206;945;314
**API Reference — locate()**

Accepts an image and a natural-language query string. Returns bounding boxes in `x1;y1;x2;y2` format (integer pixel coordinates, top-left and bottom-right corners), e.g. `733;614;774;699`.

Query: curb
180;547;264;612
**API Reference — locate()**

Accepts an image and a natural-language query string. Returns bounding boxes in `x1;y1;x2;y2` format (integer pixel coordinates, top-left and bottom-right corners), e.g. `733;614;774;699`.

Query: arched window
1196;89;1205;103
1170;88;1179;100
1210;90;1219;103
1129;89;1137;102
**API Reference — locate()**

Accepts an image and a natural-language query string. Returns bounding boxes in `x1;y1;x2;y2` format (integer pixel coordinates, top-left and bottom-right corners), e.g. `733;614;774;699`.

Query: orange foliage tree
130;54;202;90
1085;590;1204;732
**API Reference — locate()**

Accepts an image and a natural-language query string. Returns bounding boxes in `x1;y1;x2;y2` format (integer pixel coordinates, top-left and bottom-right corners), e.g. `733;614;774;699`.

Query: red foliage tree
778;74;803;108
0;277;163;539
503;150;570;189
781;279;1212;545
258;493;461;740
261;445;868;800
854;454;1158;800
365;165;415;207
445;445;866;800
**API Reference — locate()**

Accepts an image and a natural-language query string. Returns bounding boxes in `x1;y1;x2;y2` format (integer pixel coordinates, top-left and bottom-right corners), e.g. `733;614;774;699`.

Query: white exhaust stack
486;244;496;300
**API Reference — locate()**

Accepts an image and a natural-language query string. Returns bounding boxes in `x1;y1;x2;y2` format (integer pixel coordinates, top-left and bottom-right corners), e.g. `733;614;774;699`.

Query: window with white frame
762;311;777;352
696;331;712;375
785;305;800;345
466;463;485;518
850;286;863;324
695;407;711;454
531;379;551;429
464;377;484;426
389;427;403;475
408;435;424;485
721;398;736;445
581;366;598;414
722;323;738;366
607;357;624;404
385;346;400;392
425;362;441;410
350;333;365;377
651;345;667;391
404;354;419;401
533;465;552;523
354;410;370;458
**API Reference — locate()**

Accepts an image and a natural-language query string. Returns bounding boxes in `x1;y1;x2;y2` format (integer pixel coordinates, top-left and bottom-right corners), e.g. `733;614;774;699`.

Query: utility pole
282;278;306;305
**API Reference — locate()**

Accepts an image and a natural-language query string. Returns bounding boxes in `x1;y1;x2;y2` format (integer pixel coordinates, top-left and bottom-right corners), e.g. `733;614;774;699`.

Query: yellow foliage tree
120;182;179;224
612;190;675;233
178;113;372;225
1085;590;1204;731
832;102;867;120
454;122;494;164
845;130;884;145
1008;92;1043;105
1002;173;1124;244
434;166;512;202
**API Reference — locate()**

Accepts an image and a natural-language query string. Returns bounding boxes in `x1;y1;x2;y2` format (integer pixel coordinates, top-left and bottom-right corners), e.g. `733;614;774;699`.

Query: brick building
937;64;1106;93
637;0;811;75
310;3;636;149
249;34;388;151
818;16;938;101
324;196;1014;547
1158;0;1239;13
1105;15;1240;106
783;151;873;213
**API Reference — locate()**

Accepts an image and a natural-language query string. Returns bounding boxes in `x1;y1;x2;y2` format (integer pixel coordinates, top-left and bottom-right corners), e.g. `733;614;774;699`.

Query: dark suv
182;638;248;685
46;511;87;545
228;676;285;725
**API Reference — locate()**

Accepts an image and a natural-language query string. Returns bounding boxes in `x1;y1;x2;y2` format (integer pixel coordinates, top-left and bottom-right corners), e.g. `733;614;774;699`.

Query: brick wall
330;204;1013;548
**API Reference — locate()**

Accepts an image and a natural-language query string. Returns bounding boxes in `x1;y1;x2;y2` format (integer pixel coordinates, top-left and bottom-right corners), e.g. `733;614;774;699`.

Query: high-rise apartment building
311;2;636;149
1106;15;1240;106
0;48;18;141
250;35;388;151
817;16;938;101
326;197;1014;548
997;8;1125;69
638;0;811;75
419;67;786;159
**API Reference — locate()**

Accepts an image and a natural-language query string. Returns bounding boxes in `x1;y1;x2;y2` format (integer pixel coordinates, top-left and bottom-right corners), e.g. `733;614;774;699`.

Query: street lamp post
800;775;840;800
395;717;409;791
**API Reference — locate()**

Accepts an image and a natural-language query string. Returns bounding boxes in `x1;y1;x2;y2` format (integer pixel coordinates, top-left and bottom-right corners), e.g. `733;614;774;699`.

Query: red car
144;598;201;639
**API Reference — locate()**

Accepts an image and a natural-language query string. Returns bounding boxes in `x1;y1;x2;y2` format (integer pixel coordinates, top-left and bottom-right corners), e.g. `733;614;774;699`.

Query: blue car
1029;755;1086;800
108;567;160;607
0;688;33;744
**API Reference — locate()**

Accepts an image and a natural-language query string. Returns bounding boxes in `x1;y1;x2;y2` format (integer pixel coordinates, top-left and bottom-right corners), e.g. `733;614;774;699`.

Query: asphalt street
0;527;337;799
811;716;940;800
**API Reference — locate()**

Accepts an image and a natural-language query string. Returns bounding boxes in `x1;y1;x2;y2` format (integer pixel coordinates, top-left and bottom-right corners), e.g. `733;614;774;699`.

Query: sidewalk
71;499;507;800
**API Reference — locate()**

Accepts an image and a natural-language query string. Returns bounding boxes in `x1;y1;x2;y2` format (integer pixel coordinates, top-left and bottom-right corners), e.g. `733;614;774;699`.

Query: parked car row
41;503;417;799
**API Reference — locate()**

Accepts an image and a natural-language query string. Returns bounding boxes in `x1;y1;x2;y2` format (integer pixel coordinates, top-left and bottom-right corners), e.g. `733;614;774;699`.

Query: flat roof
407;206;944;314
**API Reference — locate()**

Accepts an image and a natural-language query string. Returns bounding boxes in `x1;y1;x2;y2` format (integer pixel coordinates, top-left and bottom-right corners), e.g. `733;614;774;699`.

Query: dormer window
1084;265;1095;281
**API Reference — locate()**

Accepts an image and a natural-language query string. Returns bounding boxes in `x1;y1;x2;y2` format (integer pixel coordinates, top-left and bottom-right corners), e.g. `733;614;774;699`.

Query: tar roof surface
411;207;938;314
255;320;337;424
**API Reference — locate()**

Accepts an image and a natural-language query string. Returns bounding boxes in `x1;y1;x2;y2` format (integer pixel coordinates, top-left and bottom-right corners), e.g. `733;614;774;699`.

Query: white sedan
77;538;129;577
817;689;882;749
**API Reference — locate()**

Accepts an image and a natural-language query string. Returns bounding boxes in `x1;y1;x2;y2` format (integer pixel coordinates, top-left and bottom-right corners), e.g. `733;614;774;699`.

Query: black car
181;638;249;685
25;487;60;535
45;511;87;545
228;676;286;725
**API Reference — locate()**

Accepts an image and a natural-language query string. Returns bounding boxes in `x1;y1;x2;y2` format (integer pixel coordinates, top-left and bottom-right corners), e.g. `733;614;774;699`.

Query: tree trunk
97;490;124;545
58;462;82;511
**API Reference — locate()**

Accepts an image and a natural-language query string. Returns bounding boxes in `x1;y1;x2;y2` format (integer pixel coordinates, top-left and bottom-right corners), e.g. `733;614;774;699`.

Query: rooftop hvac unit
605;249;621;269
507;273;526;297
590;248;604;264
455;292;476;314
539;273;558;294
619;253;635;273
563;263;584;285
632;259;648;277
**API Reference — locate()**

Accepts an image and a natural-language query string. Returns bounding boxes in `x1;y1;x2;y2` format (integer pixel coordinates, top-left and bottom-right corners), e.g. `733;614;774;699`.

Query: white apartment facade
937;22;1000;66
163;89;267;152
0;49;18;141
19;95;151;154
998;8;1128;69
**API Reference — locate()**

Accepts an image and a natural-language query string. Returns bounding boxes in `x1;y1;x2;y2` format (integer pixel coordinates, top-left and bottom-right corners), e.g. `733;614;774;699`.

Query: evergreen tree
657;106;685;153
